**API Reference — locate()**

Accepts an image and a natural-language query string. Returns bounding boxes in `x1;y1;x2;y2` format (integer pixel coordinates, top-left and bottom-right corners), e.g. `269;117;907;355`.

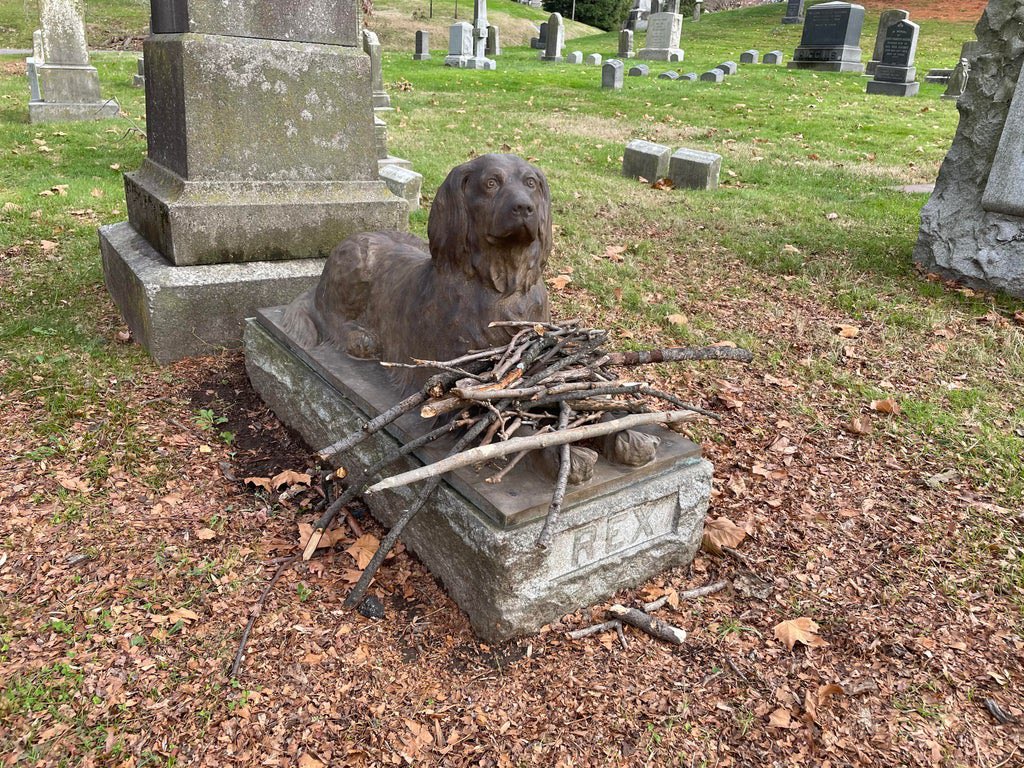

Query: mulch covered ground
851;0;987;23
2;249;1021;765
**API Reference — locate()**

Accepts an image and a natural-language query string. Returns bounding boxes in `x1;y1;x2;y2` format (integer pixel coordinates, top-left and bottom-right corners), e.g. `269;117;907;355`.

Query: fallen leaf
244;476;273;492
168;607;200;623
39;239;58;254
297;522;348;550
825;212;839;221
835;324;859;338
195;527;217;540
768;708;797;729
666;313;688;326
774;617;829;651
56;474;91;493
346;534;380;570
870;398;901;415
651;177;674;190
702;517;746;555
604;244;626;262
297;755;324;768
782;244;801;254
547;275;572;291
844;414;871;435
272;469;312;489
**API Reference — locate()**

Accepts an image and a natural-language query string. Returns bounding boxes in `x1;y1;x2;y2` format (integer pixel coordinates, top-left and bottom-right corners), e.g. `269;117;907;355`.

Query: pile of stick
302;320;752;610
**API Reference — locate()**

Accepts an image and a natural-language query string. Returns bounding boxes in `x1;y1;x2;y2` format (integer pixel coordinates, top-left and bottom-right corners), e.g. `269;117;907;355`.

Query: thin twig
606;346;753;366
230;554;300;679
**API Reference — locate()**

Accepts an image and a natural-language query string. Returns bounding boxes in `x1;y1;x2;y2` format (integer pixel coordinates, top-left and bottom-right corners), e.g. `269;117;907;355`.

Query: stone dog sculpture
282;153;658;478
282;153;550;392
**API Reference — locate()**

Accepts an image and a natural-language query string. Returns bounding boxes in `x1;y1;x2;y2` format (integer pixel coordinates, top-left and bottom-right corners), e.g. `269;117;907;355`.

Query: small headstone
586;53;603;66
787;2;866;74
30;0;120;122
363;30;392;109
531;21;548;50
782;0;804;24
602;59;624;90
693;0;702;22
132;56;145;87
619;29;635;59
445;21;473;67
924;69;953;85
658;70;679;80
414;29;431;60
865;19;919;97
680;72;697;81
380;164;423;211
26;29;43;102
718;61;737;75
638;10;684;62
567;50;583;64
740;50;759;65
540;13;565;62
763;50;784;65
865;9;909;76
628;63;650;77
623;139;671;181
668;148;722;190
486;25;500;57
700;68;724;83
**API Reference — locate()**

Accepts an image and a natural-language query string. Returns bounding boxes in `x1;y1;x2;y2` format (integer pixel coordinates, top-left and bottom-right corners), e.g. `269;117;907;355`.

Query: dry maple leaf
297;754;324;768
195;527;217;540
346;534;380;570
835;324;859;338
297;522;347;550
768;707;797;729
272;469;312;490
168;607;200;624
774;617;829;651
244;476;273;492
56;473;91;493
702;517;746;555
870;398;901;416
844;414;871;436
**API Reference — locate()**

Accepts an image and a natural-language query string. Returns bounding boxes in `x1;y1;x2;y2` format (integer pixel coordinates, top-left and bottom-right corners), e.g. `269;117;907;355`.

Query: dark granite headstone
865;9;908;76
782;0;804;24
413;29;430;60
866;19;919;96
787;2;865;74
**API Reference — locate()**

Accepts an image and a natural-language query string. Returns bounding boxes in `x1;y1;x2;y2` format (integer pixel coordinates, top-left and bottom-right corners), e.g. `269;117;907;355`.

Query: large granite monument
914;0;1024;298
787;2;865;73
865;18;919;97
98;0;408;363
28;0;120;122
539;13;565;62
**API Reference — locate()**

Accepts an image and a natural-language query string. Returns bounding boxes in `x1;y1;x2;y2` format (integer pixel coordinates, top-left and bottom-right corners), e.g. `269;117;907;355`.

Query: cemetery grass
1;4;1024;766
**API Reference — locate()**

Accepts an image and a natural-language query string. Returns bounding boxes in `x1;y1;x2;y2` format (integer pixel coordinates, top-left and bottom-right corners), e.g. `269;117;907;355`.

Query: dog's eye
485;177;500;190
523;177;537;189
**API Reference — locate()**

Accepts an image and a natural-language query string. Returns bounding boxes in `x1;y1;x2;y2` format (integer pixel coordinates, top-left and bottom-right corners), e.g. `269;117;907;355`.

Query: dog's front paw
602;429;660;467
532;445;598;486
344;326;382;360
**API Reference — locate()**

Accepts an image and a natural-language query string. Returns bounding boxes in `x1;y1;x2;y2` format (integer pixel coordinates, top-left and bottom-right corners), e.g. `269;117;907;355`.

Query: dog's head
428;154;552;295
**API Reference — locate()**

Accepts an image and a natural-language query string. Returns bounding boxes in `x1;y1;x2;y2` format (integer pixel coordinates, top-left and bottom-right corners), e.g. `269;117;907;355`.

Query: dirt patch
856;0;986;23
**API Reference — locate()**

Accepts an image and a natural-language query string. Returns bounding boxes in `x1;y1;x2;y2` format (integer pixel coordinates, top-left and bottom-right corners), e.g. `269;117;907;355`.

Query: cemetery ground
1;1;1022;765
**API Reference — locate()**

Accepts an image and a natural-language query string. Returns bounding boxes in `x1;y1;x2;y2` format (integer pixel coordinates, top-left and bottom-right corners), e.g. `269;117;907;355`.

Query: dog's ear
428;162;472;274
531;169;553;281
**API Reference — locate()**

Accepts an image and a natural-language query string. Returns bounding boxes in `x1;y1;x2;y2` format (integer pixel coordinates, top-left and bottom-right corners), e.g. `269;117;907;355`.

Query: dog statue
282;153;657;476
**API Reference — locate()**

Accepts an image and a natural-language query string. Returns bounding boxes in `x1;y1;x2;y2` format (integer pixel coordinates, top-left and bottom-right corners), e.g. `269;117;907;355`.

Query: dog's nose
513;200;535;217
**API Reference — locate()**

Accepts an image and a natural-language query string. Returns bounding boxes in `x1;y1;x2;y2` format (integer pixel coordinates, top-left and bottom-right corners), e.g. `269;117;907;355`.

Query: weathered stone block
149;0;359;47
602;59;624;90
586;53;602;66
380;164;422;211
680;72;697;81
623;139;671;180
658;70;679;80
243;312;711;642
566;50;582;64
700;68;724;83
628;63;650;76
740;50;758;65
123;161;406;267
98;222;324;363
669;147;721;190
718;61;737;75
763;50;784;65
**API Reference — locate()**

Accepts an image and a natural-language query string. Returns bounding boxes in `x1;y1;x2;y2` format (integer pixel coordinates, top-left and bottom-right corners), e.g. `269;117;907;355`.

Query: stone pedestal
243;310;712;642
101;0;407;363
638;12;683;62
29;0;120;123
787;2;865;74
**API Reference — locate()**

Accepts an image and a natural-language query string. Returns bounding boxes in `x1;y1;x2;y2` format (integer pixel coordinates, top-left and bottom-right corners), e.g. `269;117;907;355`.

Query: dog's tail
279;289;321;349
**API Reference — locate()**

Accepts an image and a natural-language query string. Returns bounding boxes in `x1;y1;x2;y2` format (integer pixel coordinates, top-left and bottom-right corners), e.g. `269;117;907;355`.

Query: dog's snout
514;199;535;217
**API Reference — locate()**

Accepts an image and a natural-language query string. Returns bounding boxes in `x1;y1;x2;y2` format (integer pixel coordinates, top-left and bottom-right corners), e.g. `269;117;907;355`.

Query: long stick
606;346;753;365
537;402;572;547
343;414;495;608
364;410;694;495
